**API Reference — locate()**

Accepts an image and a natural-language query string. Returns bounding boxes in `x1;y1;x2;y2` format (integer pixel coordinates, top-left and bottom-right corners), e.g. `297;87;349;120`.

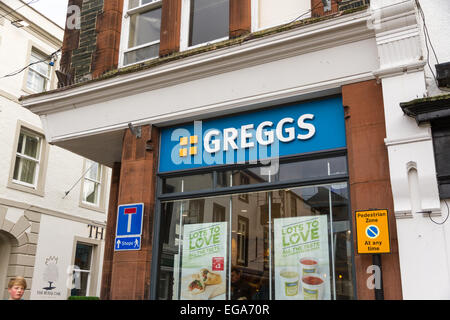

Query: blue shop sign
159;96;346;172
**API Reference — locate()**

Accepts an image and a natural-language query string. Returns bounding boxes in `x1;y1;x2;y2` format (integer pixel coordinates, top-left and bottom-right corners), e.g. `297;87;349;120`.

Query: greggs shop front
153;95;356;300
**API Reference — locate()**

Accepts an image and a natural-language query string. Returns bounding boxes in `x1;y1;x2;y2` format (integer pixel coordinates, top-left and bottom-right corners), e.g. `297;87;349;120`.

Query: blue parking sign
116;203;144;237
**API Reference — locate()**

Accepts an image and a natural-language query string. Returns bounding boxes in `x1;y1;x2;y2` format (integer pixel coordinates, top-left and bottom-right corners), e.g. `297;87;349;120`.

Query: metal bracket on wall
128;123;142;139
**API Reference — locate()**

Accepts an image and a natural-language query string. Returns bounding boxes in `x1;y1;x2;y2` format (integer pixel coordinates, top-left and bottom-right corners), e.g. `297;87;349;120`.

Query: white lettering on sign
298;114;316;140
224;128;239;151
256;121;274;146
203;114;316;153
204;129;220;153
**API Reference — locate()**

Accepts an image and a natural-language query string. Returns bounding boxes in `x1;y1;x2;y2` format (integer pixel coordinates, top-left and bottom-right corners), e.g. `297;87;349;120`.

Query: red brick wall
59;0;123;85
59;0;83;84
106;126;160;300
160;0;182;56
92;0;124;78
230;0;252;38
342;80;403;300
311;0;339;17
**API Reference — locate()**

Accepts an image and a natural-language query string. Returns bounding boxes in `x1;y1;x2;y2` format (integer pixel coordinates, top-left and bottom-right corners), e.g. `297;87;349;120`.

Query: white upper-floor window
181;0;229;50
8;121;50;197
79;159;108;213
81;160;102;207
121;0;162;66
26;49;51;93
13;128;42;187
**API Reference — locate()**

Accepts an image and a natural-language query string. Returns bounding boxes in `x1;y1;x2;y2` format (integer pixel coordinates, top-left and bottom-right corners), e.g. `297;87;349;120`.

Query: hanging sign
355;209;391;254
274;216;331;300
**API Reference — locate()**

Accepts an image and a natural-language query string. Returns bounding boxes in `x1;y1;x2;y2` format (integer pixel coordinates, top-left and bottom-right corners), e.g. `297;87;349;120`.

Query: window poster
180;222;227;300
274;216;331;300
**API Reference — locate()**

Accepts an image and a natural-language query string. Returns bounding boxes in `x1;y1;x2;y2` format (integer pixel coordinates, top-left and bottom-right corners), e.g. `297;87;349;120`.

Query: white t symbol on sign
124;208;137;233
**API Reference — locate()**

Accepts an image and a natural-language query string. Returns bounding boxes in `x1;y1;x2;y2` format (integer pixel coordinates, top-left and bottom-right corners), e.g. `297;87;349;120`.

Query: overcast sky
29;0;69;28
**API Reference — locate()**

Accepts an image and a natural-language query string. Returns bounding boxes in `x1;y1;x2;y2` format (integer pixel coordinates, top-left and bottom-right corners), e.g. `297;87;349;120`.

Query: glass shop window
156;183;354;300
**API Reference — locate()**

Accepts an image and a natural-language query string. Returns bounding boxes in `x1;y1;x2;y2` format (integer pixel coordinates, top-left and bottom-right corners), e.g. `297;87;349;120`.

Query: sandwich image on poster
180;222;227;300
274;215;331;300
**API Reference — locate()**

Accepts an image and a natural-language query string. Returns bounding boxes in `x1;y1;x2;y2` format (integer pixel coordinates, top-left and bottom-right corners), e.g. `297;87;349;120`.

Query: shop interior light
11;19;30;28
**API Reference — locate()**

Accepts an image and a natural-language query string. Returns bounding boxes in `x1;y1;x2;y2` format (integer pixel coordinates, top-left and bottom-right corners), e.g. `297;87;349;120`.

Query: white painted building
379;0;450;299
0;0;110;300
20;0;450;300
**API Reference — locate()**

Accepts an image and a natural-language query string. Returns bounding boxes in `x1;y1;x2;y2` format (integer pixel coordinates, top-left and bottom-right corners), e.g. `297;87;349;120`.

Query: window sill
79;201;105;214
7;180;44;197
121;54;159;68
182;36;229;52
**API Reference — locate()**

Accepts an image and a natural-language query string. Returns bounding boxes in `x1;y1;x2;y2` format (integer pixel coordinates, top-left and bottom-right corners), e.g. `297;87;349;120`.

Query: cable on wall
429;200;450;225
0;48;61;79
415;0;441;87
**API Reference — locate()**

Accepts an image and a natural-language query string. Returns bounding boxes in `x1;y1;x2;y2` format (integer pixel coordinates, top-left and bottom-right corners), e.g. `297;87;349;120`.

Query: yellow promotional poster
355;209;391;254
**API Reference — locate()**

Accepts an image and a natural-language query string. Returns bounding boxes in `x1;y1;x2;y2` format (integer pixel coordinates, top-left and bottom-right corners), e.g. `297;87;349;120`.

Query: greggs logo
179;135;199;157
160;96;347;172
178;114;316;156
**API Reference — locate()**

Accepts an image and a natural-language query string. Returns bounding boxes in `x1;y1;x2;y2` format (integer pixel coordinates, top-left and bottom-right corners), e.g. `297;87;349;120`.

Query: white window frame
237;216;248;266
69;238;101;298
79;159;108;213
12;129;42;189
26;48;51;93
8;121;49;197
119;0;162;67
251;0;259;32
82;161;102;206
180;0;230;51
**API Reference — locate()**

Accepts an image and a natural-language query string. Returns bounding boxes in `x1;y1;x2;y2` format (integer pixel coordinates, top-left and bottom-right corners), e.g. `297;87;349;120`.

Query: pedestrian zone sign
115;203;144;251
355;209;391;254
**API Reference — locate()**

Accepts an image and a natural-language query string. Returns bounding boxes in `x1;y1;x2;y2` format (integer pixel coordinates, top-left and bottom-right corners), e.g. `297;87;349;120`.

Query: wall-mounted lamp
11;19;29;28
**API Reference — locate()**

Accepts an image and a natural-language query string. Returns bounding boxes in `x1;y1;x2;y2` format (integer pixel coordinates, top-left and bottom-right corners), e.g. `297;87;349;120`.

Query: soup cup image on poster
279;269;299;298
302;273;325;300
299;257;319;275
273;216;332;300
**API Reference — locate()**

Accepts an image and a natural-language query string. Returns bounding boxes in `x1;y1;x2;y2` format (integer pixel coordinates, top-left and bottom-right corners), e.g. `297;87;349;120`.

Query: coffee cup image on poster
180;222;227;300
274;216;331;300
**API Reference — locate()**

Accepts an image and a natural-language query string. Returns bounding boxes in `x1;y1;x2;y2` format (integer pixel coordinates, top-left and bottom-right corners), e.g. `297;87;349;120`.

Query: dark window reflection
71;243;93;297
163;173;213;193
189;0;229;46
278;156;347;182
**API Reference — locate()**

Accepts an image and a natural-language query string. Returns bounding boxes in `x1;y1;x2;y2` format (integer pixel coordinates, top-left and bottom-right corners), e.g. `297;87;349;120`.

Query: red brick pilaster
229;0;251;38
108;125;160;300
92;0;124;78
342;80;403;300
159;0;182;56
311;0;339;18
